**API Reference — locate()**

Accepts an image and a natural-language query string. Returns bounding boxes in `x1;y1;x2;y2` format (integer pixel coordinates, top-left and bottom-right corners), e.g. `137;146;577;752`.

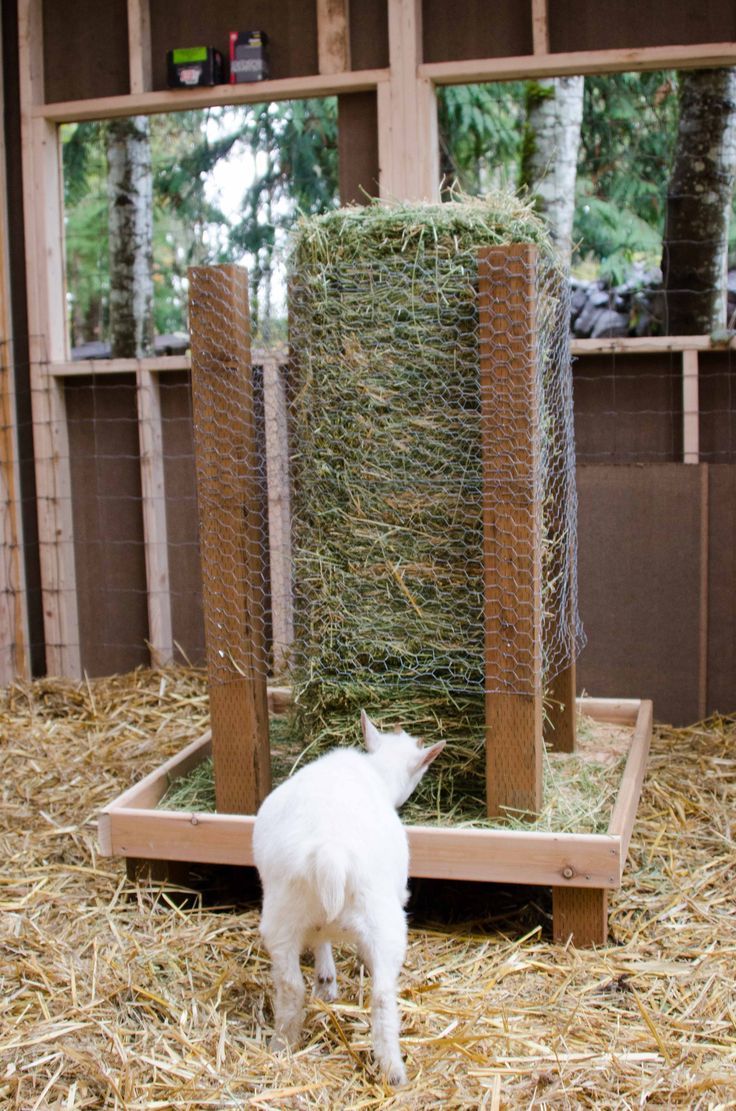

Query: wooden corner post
189;265;271;814
479;244;544;819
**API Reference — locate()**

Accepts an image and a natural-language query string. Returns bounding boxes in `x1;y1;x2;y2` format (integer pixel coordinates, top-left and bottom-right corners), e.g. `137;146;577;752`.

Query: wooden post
479;245;544;818
127;0;152;94
552;887;608;947
136;367;173;668
531;0;550;55
682;348;699;463
189;265;271;814
545;662;577;753
18;0;81;678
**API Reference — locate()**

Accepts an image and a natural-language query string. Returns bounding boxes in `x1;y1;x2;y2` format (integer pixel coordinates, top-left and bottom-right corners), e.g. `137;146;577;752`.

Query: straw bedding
2;667;735;1108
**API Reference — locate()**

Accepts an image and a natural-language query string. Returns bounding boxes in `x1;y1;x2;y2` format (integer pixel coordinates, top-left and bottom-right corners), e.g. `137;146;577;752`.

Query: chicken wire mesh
287;198;585;742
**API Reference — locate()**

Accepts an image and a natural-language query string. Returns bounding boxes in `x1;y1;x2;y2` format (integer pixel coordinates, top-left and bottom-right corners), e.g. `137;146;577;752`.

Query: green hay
287;194;580;814
157;716;627;835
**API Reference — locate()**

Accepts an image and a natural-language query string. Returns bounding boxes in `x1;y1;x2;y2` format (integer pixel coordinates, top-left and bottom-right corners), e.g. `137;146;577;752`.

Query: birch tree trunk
106;115;154;357
662;68;736;334
520;77;584;269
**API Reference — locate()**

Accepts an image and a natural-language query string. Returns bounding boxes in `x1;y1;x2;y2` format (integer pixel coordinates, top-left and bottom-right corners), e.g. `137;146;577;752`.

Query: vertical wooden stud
262;358;294;676
682;348;699;463
189;265;271;814
136;367;173;667
479;245;544;819
531;0;550;55
127;0;153;94
380;0;439;200
18;0;81;677
553;886;608;947
317;0;351;75
545;662;577;753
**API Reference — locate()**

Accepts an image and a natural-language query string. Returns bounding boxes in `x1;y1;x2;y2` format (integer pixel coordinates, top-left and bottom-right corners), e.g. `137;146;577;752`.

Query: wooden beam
18;0;81;678
420;42;736;86
545;663;577;753
531;0;549;56
136;368;173;668
262;359;294;676
189;265;271;814
698;466;709;721
317;0;351;75
577;697;640;726
127;0;152;95
479;245;543;818
50;356;191;378
36;69;390;123
682;349;700;464
380;0;439;200
571;335;736;355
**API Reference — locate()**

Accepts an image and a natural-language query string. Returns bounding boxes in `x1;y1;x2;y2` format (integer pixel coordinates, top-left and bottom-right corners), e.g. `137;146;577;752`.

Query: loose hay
1;667;735;1108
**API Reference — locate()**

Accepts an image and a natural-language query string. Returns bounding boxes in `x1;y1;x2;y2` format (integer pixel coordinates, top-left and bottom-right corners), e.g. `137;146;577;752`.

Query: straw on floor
1;667;734;1108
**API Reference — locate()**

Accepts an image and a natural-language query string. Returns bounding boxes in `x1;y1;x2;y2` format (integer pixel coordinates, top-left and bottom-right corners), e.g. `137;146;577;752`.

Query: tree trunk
106;115;154;357
662;68;736;335
520;77;584;269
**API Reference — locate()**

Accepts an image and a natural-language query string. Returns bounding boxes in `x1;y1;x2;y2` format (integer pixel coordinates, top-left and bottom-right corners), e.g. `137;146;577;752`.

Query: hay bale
287;195;582;814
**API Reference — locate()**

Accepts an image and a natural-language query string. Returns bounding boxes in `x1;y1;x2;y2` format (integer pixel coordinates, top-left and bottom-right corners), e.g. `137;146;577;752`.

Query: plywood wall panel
43;0;129;103
65;375;149;675
349;0;388;69
573;355;682;464
149;0;318;90
423;0;532;63
338;91;379;202
707;466;736;715
549;0;736;54
699;351;736;464
576;463;703;726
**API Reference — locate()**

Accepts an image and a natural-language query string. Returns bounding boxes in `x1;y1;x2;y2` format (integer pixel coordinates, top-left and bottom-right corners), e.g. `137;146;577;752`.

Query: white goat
252;709;445;1086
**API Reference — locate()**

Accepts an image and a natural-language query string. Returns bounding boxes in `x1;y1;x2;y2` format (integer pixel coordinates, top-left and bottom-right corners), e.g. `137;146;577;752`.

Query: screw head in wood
562;865;575;879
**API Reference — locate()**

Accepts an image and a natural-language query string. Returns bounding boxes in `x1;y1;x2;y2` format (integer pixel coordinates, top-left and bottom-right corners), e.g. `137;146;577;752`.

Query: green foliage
437;83;525;194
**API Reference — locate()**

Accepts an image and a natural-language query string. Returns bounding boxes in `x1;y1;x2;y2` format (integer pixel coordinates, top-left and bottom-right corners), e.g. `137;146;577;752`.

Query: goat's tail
310;847;348;923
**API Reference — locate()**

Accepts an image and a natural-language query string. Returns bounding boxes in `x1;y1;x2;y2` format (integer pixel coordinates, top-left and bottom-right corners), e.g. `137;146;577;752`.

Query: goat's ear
415;739;446;770
361;709;382;753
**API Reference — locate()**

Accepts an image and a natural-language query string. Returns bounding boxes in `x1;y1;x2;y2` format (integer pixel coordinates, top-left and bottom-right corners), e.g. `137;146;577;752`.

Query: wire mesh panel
287;198;584;811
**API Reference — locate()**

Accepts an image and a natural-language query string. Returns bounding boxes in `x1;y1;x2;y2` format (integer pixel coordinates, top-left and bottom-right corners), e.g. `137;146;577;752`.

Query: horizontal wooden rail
420;41;736;86
36;68;391;123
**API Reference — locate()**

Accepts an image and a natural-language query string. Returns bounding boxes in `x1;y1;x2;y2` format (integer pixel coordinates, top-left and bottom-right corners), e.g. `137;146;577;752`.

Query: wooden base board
98;696;653;946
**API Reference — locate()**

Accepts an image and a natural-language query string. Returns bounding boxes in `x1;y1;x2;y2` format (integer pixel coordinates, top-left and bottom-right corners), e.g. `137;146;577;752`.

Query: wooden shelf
35;68;390;124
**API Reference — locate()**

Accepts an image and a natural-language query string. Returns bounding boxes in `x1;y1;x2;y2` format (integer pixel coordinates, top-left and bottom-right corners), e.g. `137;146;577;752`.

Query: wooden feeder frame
99;255;653;947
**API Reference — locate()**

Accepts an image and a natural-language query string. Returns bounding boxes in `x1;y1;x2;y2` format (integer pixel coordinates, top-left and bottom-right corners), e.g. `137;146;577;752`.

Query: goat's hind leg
261;908;306;1051
358;904;408;1087
313;941;337;1001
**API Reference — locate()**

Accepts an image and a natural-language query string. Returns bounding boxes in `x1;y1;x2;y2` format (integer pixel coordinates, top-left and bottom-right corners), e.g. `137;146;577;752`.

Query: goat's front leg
313;941;338;1001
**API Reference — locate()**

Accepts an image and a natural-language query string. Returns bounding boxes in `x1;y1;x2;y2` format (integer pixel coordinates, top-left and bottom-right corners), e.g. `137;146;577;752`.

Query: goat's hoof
314;976;338;1002
386;1063;408;1088
269;1031;297;1054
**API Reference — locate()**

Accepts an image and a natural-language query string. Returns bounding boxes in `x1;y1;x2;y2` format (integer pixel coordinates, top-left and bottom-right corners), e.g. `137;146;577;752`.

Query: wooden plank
136;368;173;667
127;0;152;94
36;68;391;123
189;265;271;814
420;41;736;85
479;244;543;818
577;696;640;726
101;805;621;887
317;0;351;74
572;335;736;355
50;356;191;377
552;887;608;946
0;11;30;683
531;0;549;55
607;698;653;871
682;349;700;464
262;359;294;676
18;0;81;678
